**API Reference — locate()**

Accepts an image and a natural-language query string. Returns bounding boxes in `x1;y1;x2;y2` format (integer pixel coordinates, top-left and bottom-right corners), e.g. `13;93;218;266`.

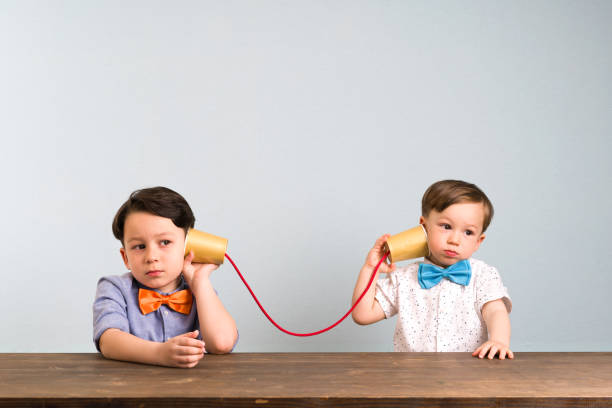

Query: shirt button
164;310;169;316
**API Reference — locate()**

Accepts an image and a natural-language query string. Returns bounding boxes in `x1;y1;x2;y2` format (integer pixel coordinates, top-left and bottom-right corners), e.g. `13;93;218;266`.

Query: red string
224;251;389;337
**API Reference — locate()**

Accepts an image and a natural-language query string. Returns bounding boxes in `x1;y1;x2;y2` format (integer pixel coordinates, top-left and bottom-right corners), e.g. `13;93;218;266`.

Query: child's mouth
443;250;458;257
146;270;162;276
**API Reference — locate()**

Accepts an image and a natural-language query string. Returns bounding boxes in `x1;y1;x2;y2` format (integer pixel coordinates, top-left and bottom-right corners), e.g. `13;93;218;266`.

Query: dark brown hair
421;180;494;232
112;186;195;245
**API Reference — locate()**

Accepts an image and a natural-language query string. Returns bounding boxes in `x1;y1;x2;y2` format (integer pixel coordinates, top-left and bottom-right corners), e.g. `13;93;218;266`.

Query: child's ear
119;247;131;270
419;216;426;229
475;233;486;250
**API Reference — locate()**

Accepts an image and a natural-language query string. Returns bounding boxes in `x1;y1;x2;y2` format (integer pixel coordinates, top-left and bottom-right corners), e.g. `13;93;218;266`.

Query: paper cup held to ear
383;225;429;263
184;228;228;265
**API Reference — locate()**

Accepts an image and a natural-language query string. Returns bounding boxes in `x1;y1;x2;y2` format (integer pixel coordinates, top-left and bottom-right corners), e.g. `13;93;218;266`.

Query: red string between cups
224;251;389;337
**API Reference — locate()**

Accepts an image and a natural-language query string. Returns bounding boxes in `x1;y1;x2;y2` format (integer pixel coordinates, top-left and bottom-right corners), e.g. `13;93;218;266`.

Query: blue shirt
93;273;206;351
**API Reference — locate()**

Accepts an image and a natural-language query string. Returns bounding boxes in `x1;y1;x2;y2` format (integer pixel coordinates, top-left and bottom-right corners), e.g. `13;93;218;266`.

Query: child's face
419;202;486;268
119;211;186;293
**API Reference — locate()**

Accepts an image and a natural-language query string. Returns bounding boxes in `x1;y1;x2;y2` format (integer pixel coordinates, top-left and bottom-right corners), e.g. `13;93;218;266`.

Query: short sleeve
375;274;399;318
475;264;512;314
92;277;130;351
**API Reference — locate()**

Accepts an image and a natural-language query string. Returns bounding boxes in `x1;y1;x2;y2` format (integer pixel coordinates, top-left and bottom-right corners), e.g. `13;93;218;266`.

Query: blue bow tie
417;259;472;289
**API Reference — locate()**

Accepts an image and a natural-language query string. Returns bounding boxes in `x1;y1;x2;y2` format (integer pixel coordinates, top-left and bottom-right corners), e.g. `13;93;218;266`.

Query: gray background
1;1;610;353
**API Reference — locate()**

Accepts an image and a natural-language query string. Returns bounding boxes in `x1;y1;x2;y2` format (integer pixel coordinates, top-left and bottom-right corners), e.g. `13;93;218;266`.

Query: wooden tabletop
1;352;611;407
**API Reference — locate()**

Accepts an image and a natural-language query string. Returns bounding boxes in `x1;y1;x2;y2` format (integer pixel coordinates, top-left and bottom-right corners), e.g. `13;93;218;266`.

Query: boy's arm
183;252;238;354
351;235;394;325
472;299;514;359
99;328;205;368
192;276;238;354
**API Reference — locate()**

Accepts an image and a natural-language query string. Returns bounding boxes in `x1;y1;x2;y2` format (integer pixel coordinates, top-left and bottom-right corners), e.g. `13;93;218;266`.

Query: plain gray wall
1;1;610;352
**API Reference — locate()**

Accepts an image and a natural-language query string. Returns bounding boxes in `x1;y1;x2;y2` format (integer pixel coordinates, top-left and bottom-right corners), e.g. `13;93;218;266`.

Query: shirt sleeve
375;273;399;318
92;276;130;351
475;264;512;314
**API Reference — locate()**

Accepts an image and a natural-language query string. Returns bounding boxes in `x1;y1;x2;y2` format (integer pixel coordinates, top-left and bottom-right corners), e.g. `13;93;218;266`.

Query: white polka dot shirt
375;258;512;352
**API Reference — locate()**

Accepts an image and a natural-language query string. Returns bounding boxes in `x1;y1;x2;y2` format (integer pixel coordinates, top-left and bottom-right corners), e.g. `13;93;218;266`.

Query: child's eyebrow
126;232;175;243
464;223;484;233
154;232;175;238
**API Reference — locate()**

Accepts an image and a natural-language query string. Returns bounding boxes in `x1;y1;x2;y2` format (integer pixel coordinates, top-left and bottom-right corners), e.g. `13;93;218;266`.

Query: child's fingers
374;234;390;249
171;331;205;349
365;235;393;268
184;250;195;263
177;337;206;349
176;330;200;339
183;351;204;361
178;330;198;338
508;349;515;359
176;344;206;356
177;362;198;369
182;253;195;280
175;352;204;367
478;344;491;359
377;262;396;274
180;357;203;369
198;263;219;275
488;345;499;359
179;360;201;369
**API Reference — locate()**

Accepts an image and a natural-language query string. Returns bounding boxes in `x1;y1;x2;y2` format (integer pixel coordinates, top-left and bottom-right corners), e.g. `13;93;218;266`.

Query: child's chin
433;254;462;267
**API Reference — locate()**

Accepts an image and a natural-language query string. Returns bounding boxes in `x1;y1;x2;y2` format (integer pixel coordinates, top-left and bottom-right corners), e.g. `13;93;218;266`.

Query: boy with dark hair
94;187;237;367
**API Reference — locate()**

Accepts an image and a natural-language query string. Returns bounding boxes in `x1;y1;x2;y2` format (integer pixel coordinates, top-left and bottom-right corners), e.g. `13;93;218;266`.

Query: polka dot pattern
375;258;511;352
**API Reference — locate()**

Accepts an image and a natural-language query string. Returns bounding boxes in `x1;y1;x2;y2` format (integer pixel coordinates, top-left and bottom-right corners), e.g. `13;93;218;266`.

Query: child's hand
160;330;206;368
182;250;219;289
364;234;396;274
472;340;514;360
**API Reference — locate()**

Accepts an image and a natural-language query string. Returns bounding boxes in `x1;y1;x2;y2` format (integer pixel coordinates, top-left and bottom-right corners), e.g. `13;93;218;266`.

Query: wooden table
1;353;611;407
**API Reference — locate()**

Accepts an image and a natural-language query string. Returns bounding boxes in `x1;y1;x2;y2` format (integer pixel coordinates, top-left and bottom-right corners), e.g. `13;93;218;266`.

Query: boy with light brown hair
352;180;513;359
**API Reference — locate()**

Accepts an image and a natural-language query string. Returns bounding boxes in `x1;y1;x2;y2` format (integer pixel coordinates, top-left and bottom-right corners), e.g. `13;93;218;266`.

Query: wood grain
1;353;611;407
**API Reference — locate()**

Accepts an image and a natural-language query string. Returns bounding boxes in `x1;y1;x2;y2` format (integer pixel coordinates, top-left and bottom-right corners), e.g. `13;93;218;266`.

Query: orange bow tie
138;288;193;315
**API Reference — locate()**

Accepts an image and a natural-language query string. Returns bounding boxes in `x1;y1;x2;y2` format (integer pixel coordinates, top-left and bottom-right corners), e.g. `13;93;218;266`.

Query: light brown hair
421;180;494;232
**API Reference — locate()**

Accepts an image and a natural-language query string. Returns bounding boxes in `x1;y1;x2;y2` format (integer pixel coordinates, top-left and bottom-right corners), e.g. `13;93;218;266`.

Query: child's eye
132;244;145;250
465;230;474;236
441;224;451;230
160;240;171;246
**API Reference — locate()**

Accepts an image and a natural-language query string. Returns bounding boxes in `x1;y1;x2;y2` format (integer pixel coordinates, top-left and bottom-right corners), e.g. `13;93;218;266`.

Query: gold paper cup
383;225;429;263
184;228;228;265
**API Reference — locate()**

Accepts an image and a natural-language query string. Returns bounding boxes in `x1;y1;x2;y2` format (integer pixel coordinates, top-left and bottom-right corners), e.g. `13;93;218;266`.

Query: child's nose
447;231;461;245
145;246;160;262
